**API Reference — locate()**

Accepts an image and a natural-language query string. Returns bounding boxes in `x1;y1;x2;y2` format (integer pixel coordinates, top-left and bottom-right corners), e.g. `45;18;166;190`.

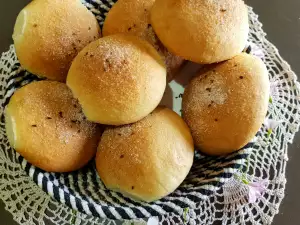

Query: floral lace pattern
0;2;299;225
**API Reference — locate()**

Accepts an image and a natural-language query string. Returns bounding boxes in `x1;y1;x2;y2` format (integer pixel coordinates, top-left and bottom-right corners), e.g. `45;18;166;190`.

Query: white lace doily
0;4;299;225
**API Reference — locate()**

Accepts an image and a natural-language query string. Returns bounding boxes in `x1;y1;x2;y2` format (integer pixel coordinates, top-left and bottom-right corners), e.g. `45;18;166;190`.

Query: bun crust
103;0;184;81
96;107;194;202
13;0;101;82
5;81;101;172
67;34;167;125
182;53;269;155
151;0;249;64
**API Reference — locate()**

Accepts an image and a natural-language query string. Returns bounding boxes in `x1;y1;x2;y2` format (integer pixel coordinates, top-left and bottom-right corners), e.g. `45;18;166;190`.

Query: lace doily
0;1;299;224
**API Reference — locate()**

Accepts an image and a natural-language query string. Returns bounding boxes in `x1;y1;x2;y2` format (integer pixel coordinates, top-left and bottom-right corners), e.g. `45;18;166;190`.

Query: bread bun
67;34;166;125
151;0;249;64
96;107;194;202
13;0;101;82
5;81;101;172
103;0;184;81
182;53;269;155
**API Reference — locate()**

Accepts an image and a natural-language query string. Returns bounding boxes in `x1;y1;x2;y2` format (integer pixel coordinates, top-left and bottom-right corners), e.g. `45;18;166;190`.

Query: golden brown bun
182;53;269;155
151;0;249;64
13;0;101;82
67;34;167;125
5;81;101;172
96;107;194;202
103;0;184;81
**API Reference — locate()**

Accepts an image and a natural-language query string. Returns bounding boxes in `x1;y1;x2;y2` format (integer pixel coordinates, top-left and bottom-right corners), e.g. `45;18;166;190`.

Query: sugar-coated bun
182;53;269;155
96;107;194;202
103;0;184;81
151;0;249;64
67;34;167;125
13;0;101;82
5;81;101;172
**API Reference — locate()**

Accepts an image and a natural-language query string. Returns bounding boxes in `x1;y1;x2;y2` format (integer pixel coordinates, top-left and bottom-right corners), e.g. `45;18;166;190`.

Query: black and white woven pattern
0;0;256;220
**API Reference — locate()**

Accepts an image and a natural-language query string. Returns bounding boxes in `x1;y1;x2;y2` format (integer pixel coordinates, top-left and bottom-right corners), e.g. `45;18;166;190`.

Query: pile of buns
6;0;269;202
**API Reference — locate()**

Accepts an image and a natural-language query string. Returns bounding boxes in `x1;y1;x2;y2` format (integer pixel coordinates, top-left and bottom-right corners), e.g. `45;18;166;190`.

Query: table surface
1;1;299;224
